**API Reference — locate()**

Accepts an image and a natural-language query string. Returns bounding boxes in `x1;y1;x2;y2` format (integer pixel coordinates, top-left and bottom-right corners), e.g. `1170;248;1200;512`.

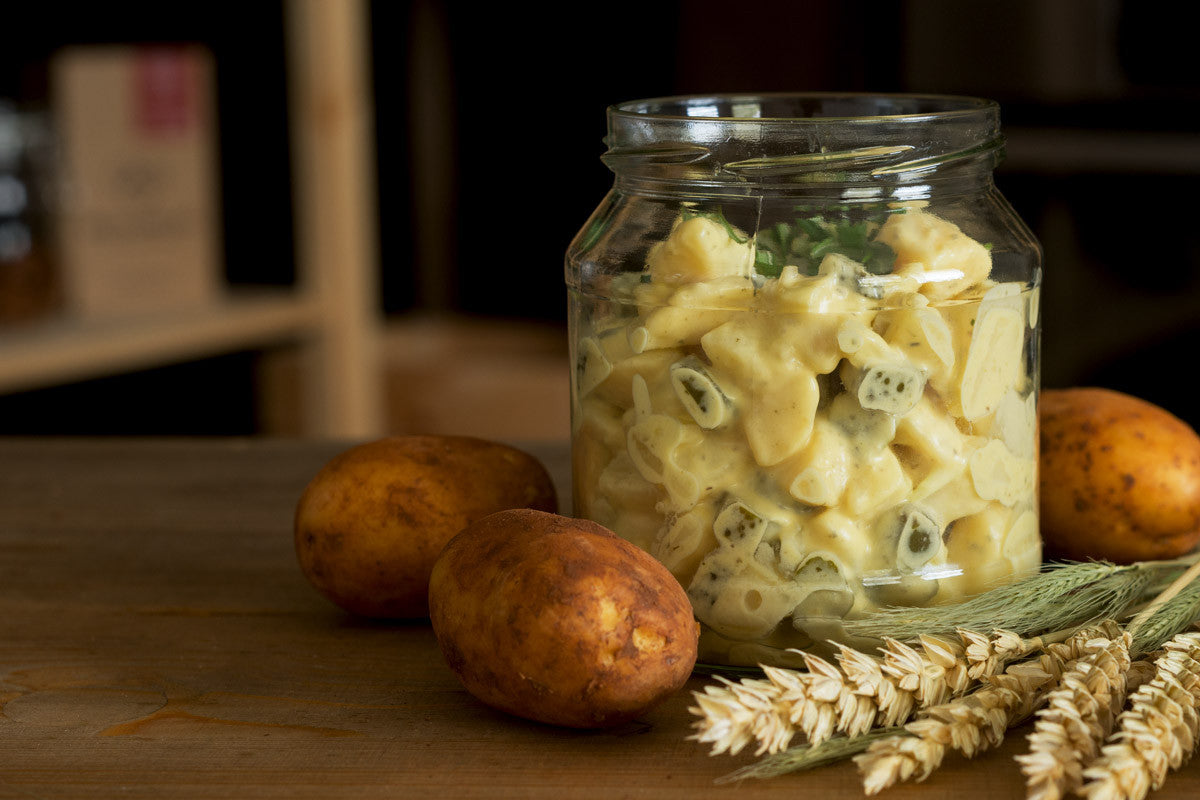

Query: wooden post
282;0;384;438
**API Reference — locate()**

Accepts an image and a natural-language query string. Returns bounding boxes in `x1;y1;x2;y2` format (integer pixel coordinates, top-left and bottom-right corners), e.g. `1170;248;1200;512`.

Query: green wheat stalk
843;558;1194;642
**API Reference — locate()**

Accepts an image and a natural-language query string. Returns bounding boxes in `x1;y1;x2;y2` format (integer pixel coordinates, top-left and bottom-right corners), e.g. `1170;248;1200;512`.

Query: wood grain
1;438;1196;798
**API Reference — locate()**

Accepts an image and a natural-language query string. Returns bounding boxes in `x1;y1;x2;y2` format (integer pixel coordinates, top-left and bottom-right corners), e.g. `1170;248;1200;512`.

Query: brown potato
294;435;557;618
428;509;699;728
1039;387;1200;563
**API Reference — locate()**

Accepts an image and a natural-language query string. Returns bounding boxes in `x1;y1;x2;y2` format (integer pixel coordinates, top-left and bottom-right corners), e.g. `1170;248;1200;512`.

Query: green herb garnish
754;215;896;278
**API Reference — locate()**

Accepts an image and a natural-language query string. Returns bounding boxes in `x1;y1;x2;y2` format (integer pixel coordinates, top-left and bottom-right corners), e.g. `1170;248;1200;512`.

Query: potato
294;435;557;618
428;509;699;728
1039;387;1200;563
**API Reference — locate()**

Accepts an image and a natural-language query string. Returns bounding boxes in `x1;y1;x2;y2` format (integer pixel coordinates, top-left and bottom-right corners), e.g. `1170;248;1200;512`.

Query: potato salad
570;206;1040;666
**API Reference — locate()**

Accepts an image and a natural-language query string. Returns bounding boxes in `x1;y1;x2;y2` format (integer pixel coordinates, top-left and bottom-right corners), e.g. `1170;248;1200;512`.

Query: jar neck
603;93;1004;200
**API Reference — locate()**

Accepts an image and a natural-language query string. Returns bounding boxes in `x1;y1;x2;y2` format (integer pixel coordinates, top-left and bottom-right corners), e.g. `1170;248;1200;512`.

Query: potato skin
294;435;557;618
1039;387;1200;563
428;509;699;728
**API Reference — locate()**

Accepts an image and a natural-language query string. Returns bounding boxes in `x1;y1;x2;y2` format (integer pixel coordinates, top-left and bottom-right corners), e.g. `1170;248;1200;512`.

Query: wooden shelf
0;0;385;439
0;291;320;394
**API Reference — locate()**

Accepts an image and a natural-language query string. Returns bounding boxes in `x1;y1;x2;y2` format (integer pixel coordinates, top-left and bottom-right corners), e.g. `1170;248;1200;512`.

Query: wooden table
1;438;1196;798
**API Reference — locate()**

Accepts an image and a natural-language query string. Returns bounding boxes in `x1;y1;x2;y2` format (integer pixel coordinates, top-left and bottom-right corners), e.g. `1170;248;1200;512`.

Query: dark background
1;0;1198;433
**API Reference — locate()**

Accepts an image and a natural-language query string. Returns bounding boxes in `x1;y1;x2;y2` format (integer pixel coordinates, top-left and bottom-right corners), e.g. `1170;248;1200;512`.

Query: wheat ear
853;621;1123;795
688;676;793;756
1078;632;1200;800
688;627;1034;756
1014;632;1133;800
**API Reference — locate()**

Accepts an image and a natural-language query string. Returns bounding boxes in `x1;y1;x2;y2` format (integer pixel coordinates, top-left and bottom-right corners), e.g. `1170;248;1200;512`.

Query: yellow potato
1039;387;1200;563
428;509;699;728
294;435;557;618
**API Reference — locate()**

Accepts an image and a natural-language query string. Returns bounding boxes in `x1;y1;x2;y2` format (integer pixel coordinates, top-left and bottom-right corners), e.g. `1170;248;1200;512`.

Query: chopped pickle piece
712;500;770;553
669;356;732;429
896;505;943;572
795;551;848;589
854;363;926;415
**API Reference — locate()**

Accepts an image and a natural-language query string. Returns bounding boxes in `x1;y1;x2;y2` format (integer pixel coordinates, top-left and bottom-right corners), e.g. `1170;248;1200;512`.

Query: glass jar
565;94;1042;668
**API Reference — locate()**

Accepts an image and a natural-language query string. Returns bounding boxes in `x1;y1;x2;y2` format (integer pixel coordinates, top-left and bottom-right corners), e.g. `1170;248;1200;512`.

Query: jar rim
609;92;998;124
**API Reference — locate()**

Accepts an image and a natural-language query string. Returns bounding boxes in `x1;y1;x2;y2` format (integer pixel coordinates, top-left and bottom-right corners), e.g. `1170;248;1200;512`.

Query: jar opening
603;93;1004;191
611;93;997;123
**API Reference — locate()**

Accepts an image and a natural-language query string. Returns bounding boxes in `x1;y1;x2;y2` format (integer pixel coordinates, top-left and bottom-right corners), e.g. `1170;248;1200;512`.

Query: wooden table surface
2;437;1197;799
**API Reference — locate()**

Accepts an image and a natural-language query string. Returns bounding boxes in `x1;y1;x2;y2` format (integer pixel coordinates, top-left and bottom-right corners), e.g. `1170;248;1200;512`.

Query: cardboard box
51;45;223;319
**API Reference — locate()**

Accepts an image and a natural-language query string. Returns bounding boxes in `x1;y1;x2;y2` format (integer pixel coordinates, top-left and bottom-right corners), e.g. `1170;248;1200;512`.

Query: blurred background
1;0;1197;440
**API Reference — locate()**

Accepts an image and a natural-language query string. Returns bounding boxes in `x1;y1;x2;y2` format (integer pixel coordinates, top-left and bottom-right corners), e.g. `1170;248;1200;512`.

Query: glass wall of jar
565;94;1043;668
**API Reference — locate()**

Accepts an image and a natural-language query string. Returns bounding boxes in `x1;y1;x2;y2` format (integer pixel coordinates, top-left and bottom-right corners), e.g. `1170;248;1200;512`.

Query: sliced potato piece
959;306;1024;421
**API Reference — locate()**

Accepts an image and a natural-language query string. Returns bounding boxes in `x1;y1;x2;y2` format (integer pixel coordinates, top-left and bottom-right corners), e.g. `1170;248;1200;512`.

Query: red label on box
134;48;198;135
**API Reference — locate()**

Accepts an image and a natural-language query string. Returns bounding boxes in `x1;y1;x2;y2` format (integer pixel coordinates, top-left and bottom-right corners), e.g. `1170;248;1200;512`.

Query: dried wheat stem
688;627;1033;757
961;628;1043;679
1125;559;1200;640
1079;632;1200;800
1015;632;1133;800
715;726;903;783
688;676;792;756
853;622;1123;795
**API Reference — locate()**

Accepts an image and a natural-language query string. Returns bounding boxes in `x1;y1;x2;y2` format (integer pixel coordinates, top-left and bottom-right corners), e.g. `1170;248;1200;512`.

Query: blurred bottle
0;99;59;325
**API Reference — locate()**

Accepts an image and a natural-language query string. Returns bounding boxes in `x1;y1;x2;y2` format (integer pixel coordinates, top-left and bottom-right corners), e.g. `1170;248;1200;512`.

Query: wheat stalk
715;726;904;783
1129;581;1200;657
689;675;792;756
692;553;1200;794
1014;632;1133;800
851;622;1122;794
688;627;1035;756
843;559;1193;642
1078;632;1200;800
